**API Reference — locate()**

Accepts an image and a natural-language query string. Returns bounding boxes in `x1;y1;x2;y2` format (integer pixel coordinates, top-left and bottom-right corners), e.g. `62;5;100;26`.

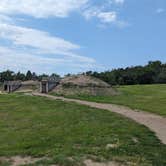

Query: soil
0;156;44;166
84;160;122;166
0;157;121;166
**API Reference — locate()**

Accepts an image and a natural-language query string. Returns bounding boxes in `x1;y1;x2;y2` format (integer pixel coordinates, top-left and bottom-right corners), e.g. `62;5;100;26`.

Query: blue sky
0;0;166;75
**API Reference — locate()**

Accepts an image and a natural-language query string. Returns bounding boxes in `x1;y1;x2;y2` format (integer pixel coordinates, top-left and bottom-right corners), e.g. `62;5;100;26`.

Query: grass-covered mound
16;81;40;93
52;75;117;96
0;94;166;165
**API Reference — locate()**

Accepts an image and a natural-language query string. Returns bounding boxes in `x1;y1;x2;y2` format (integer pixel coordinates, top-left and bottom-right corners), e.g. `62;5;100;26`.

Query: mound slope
16;80;40;92
52;75;117;96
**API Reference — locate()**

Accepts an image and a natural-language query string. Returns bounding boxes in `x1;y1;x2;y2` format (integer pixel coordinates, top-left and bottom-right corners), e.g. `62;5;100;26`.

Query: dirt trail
32;93;166;145
0;156;44;166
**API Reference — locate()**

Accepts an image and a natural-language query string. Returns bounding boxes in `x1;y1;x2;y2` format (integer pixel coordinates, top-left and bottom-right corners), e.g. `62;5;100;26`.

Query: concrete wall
3;81;21;93
40;81;59;93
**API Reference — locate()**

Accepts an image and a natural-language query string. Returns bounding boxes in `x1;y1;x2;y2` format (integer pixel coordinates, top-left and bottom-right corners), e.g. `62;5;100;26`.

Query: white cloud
0;45;97;74
97;12;117;23
107;0;124;5
0;23;97;73
0;0;89;18
82;0;128;27
0;0;126;25
0;23;96;63
83;8;128;28
156;8;165;14
83;7;117;23
0;0;127;73
113;0;124;5
0;24;78;53
82;7;101;20
0;0;100;74
0;0;127;28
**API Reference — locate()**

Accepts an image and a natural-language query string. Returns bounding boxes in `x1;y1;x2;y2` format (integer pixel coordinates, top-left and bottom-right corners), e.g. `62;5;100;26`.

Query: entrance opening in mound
41;82;47;93
4;85;8;91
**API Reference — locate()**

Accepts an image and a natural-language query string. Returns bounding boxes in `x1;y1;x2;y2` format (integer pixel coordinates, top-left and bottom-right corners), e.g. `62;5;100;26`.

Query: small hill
16;80;40;92
61;74;110;87
52;75;118;96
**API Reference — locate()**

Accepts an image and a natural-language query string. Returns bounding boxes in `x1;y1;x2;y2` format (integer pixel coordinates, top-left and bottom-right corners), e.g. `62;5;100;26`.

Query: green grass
0;94;166;165
59;84;166;116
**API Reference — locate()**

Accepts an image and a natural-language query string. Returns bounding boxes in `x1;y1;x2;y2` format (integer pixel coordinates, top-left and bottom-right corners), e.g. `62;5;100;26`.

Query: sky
0;0;166;75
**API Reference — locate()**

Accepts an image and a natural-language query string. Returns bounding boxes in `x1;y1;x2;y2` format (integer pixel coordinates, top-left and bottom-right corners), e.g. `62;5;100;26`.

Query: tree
86;71;93;76
0;70;14;82
38;74;49;81
16;72;26;81
157;68;166;83
50;73;60;78
87;61;165;85
32;72;38;80
26;70;33;80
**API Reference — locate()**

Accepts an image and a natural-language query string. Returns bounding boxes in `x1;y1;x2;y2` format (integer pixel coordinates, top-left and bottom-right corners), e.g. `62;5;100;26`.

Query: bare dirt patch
0;156;44;166
84;159;122;166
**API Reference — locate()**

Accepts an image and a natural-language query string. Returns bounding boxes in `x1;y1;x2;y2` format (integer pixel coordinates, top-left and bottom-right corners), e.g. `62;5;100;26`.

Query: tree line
85;61;166;85
0;70;60;82
1;61;166;85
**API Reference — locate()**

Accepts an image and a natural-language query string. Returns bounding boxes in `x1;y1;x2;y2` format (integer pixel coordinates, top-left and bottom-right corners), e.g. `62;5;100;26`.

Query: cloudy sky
0;0;166;75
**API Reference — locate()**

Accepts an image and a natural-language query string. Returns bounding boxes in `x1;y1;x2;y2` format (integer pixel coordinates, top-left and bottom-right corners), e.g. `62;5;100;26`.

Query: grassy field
60;84;166;116
0;94;166;165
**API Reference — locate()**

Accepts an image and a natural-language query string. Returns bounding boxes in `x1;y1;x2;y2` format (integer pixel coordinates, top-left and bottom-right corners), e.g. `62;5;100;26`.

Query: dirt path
32;93;166;145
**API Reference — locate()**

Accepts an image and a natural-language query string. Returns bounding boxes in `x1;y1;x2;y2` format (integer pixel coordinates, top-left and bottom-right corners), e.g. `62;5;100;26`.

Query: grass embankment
59;84;166;116
0;94;166;165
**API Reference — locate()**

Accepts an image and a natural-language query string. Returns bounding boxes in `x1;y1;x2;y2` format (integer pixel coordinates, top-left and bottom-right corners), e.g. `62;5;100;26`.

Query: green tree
50;73;60;78
26;70;33;80
157;68;166;83
0;70;14;81
16;72;26;81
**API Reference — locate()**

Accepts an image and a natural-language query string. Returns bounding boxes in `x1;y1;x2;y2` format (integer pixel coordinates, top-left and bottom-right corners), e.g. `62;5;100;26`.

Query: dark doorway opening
4;85;8;91
42;83;47;93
